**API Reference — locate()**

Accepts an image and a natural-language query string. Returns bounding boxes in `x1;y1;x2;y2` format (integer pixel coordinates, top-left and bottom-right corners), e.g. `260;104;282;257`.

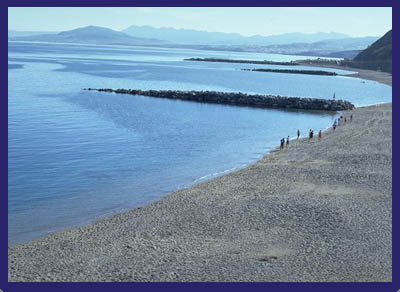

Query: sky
8;7;392;37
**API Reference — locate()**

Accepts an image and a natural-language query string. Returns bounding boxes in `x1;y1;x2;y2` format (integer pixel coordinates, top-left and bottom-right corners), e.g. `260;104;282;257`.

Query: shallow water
8;42;392;245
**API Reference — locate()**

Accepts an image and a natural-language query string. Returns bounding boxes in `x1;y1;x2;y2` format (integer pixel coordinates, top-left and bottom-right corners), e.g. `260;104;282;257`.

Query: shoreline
297;60;392;87
8;70;392;281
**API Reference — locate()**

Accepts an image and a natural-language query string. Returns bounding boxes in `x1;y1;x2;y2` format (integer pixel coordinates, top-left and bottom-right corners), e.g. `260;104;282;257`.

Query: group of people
307;129;322;141
280;136;289;149
332;114;352;131
279;114;353;150
280;129;302;150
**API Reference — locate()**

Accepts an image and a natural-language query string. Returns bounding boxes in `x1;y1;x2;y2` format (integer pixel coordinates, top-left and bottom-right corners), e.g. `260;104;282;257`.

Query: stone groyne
184;58;299;66
85;88;355;111
241;68;338;76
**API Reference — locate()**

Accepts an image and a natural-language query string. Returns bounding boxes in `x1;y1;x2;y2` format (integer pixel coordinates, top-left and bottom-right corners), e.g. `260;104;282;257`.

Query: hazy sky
8;7;392;37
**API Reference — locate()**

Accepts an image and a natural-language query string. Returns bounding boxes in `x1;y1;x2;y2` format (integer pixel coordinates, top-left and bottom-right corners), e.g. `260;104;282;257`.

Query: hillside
343;30;392;73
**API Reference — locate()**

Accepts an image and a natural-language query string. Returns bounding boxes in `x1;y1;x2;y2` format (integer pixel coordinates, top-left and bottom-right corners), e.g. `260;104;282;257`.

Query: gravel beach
8;100;392;282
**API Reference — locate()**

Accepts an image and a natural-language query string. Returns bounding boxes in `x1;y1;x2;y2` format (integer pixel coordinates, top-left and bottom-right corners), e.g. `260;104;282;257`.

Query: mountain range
264;36;378;57
8;25;380;57
122;25;351;46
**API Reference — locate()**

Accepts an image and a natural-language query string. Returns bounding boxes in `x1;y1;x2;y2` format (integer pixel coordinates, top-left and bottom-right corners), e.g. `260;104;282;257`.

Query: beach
8;70;392;282
297;60;393;87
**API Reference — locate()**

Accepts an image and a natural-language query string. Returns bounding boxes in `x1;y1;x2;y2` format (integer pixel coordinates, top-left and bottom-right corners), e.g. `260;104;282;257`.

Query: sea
8;41;392;245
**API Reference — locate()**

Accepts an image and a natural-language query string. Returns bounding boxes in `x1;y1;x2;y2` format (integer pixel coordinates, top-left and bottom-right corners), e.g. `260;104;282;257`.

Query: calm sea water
8;42;392;245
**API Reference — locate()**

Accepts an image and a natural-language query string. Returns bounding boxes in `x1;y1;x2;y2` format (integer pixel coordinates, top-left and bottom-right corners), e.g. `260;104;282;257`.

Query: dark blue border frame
4;1;396;291
3;0;397;6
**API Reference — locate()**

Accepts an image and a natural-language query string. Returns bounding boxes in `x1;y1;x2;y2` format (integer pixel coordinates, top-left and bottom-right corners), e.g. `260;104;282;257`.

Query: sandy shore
297;60;392;87
8;102;392;282
8;68;392;281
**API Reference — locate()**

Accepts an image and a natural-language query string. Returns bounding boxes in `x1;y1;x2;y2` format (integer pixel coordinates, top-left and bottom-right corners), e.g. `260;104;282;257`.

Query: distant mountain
249;32;351;46
314;37;379;51
8;25;381;60
342;30;392;73
123;25;350;46
295;50;361;59
9;26;169;46
260;36;378;55
169;36;376;57
122;25;377;56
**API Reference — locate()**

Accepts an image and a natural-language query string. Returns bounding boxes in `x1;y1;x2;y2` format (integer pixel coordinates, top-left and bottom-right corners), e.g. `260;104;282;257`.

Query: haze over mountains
8;25;380;58
8;30;59;37
263;36;378;57
122;25;351;46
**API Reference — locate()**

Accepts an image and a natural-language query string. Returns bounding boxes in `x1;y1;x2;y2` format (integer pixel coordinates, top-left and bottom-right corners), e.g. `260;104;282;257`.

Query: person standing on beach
350;114;353;122
333;120;337;131
297;129;300;140
309;129;312;141
280;138;285;149
286;136;290;146
318;130;322;140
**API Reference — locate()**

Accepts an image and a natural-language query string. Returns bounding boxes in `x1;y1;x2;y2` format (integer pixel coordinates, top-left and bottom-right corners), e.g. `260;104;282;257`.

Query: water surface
8;42;392;245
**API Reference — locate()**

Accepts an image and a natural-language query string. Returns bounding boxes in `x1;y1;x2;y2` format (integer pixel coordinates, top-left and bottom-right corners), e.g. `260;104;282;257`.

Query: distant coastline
183;57;393;86
297;60;392;86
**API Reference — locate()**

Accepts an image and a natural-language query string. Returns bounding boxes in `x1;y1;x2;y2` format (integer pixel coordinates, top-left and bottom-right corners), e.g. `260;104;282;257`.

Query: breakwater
184;58;299;66
85;88;355;111
241;68;338;76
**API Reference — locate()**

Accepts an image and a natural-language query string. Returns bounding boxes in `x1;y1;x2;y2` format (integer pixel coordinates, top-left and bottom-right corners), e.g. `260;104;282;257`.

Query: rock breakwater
242;68;338;76
85;88;355;111
184;57;299;66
